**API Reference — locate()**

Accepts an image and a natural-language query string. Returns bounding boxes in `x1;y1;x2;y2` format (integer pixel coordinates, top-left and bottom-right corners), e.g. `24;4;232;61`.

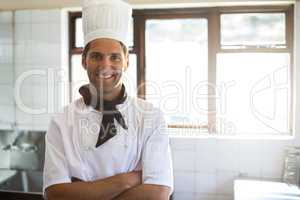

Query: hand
128;171;142;187
117;171;142;189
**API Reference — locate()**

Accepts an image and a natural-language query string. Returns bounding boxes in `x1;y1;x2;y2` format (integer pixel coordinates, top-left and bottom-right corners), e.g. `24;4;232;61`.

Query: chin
92;83;121;93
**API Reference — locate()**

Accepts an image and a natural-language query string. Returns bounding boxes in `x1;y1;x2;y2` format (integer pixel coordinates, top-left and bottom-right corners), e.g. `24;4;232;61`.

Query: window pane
221;13;286;49
216;53;290;135
145;19;208;127
71;55;89;100
128;18;134;48
75;18;84;48
124;54;137;97
71;54;137;101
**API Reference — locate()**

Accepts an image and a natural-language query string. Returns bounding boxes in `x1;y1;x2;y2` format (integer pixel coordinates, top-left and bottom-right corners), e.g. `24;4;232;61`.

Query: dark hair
82;41;128;58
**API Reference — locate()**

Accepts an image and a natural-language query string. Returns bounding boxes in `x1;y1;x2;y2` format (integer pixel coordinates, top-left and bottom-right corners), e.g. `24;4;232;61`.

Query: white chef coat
43;95;174;193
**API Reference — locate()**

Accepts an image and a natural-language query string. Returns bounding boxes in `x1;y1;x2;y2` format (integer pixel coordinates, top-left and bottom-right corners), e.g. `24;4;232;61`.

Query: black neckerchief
79;84;128;147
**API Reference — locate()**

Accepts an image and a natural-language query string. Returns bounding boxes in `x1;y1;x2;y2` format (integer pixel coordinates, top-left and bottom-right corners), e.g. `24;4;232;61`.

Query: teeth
99;74;113;79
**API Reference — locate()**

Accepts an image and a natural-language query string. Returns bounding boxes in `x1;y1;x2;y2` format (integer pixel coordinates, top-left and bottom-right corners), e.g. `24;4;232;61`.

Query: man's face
82;38;128;93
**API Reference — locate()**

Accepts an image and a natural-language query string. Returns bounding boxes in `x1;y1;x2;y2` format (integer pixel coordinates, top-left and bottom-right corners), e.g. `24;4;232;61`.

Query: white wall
294;0;300;146
13;9;63;130
0;12;14;129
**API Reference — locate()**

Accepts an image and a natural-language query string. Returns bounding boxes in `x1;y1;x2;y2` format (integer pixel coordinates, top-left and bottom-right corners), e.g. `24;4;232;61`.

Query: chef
43;0;173;199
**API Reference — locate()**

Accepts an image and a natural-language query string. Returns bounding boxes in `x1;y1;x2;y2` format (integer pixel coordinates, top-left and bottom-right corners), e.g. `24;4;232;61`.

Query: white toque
82;0;132;47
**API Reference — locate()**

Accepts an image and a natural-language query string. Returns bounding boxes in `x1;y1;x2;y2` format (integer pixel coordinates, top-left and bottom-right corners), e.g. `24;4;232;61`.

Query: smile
99;74;114;79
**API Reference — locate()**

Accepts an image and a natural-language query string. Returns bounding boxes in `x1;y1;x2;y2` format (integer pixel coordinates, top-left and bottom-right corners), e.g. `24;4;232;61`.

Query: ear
82;56;87;70
123;54;129;72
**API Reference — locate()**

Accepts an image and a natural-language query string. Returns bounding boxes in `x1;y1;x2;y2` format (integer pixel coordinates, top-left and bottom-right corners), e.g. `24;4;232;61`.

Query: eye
89;53;101;61
110;54;122;62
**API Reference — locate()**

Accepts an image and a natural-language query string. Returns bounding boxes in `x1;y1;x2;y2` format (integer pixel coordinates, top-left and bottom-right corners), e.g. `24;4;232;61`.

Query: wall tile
261;140;292;179
0;105;15;124
32;84;50;108
194;194;216;200
15;85;32;108
15;23;32;45
14;63;39;82
0;12;13;24
33;83;64;114
32;113;51;130
15;107;33;126
0;64;14;84
174;171;195;193
32;23;49;44
0;150;10;168
14;44;32;64
216;140;239;171
216;171;239;195
170;137;196;151
31;10;50;23
28;43;61;66
172;150;195;171
48;23;61;44
0;44;13;64
195;138;217;173
195;173;217;194
31;43;49;64
46;44;61;66
215;194;233;200
47;10;61;23
15;10;32;24
0;24;13;44
238;140;263;178
0;85;14;105
173;192;195;200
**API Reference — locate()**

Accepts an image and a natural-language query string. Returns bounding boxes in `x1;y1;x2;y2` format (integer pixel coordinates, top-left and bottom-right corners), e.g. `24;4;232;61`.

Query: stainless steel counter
0;130;45;193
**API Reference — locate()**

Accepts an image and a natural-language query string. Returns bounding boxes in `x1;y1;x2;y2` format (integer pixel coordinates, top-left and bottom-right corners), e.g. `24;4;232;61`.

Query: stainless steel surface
0;130;45;171
0;130;45;192
0;170;17;185
0;170;43;192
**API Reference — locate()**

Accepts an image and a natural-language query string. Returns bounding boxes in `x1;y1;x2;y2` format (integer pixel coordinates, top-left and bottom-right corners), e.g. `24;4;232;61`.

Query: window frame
68;4;294;133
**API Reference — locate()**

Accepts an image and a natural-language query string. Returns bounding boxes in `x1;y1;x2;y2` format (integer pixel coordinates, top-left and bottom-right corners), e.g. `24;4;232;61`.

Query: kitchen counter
234;179;300;200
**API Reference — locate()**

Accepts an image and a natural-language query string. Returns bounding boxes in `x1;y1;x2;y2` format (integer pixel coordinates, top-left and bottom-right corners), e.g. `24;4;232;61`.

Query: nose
99;55;112;68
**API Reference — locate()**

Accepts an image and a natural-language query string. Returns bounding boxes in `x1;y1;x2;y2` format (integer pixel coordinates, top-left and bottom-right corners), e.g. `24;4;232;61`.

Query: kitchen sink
0;130;45;192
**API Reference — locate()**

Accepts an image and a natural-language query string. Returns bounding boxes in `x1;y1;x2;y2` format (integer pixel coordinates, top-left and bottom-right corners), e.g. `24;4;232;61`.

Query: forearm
113;184;171;200
46;172;141;200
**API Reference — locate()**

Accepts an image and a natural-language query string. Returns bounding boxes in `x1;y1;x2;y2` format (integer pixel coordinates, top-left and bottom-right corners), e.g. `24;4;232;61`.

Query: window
220;13;286;49
216;8;293;135
145;19;208;128
69;5;294;136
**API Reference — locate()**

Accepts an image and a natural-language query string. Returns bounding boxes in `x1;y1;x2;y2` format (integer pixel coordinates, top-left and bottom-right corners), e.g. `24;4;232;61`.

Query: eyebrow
89;52;122;56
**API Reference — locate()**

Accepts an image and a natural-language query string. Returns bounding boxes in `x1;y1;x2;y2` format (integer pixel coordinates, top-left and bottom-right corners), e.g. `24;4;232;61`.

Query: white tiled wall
0;11;14;129
14;9;63;130
170;138;294;200
0;9;64;130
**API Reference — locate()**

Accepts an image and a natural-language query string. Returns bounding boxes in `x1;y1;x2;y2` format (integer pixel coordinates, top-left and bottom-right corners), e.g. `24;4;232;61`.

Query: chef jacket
43;95;174;193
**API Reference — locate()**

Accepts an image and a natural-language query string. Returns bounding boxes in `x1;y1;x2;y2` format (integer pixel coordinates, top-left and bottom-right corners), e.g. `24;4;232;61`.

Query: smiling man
43;0;173;200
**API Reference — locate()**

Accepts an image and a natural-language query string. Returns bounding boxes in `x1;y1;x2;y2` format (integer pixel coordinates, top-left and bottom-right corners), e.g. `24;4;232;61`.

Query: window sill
167;128;294;140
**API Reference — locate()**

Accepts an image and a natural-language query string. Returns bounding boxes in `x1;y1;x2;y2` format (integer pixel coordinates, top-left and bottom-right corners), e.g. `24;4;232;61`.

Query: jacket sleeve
141;108;174;192
43;118;71;194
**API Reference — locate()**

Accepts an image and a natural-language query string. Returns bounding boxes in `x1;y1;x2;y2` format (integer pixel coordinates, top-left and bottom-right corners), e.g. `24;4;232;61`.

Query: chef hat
82;0;132;47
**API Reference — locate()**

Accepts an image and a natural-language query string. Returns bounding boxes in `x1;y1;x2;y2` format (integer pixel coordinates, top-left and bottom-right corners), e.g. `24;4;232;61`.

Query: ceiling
0;0;294;10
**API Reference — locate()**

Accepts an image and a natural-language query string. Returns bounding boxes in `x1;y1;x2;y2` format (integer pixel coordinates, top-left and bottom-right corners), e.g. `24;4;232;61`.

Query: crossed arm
45;171;171;200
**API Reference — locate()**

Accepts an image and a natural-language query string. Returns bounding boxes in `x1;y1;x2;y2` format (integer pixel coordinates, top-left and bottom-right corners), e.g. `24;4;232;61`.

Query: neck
102;84;123;102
